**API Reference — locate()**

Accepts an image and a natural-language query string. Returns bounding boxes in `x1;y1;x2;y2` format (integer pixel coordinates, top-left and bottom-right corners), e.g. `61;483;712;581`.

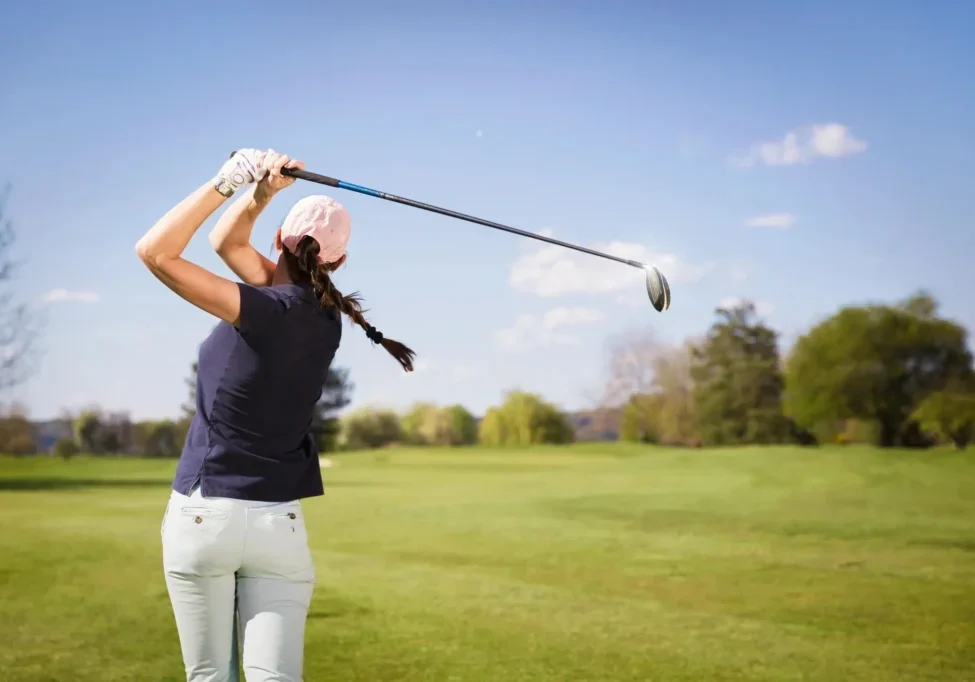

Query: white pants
161;486;316;682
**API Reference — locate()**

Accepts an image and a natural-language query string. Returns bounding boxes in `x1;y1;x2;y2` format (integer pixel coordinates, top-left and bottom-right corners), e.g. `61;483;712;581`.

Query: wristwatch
212;176;235;198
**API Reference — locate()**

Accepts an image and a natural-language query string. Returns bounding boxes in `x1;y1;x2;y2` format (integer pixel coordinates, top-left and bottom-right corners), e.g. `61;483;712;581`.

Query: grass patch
1;445;973;680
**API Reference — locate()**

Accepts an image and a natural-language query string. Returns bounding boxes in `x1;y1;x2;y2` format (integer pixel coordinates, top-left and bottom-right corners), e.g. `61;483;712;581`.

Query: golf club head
645;266;671;312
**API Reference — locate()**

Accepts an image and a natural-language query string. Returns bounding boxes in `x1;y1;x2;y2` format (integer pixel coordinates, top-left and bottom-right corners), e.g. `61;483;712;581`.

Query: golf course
1;444;973;681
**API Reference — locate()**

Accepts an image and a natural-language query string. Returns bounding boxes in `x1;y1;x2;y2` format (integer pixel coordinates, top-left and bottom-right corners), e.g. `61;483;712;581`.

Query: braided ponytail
284;236;416;372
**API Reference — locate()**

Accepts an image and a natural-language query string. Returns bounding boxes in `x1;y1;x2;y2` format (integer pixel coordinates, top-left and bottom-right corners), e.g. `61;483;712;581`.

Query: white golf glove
212;148;267;197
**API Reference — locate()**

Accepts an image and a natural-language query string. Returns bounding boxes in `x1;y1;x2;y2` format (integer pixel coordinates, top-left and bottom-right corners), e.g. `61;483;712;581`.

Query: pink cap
279;195;351;264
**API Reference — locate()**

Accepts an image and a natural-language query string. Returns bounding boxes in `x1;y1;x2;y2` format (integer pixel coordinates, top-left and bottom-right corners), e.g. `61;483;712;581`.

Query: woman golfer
137;148;414;681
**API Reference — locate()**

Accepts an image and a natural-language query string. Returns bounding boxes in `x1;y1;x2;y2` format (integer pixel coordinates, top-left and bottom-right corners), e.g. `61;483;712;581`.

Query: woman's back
173;282;342;502
136;148;416;682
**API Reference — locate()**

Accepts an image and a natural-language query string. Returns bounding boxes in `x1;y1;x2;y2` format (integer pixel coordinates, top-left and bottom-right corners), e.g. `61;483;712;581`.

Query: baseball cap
279;195;351;264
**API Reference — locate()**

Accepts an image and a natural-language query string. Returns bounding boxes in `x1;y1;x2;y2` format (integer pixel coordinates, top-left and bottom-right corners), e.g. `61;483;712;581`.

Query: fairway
1;445;974;681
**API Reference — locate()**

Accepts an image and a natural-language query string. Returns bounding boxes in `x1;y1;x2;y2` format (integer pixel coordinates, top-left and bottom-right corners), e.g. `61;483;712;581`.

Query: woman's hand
256;149;305;198
213;149;267;197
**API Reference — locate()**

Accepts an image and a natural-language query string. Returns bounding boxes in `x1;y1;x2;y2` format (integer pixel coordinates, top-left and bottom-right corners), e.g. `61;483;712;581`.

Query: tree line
340;391;572;450
614;292;975;450
3;286;974;455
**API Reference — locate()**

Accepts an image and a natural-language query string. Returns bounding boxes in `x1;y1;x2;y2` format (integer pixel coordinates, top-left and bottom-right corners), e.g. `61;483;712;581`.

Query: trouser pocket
242;504;314;582
162;502;239;578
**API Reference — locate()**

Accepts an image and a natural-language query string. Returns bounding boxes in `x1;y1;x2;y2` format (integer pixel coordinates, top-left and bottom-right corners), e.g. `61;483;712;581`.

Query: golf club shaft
281;167;645;270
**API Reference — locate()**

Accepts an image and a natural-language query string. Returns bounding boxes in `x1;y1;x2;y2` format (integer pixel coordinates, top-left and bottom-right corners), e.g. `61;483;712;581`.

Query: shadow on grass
0;477;173;492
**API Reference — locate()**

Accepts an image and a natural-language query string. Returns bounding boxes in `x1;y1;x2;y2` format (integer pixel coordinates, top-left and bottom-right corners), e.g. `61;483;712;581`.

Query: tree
601;330;665;406
400;403;477;446
74;410;102;453
785;292;975;447
0;402;37;455
144;420;182;457
342;408;403;450
648;342;699;445
401;402;439;445
912;386;975;450
446;405;477;446
478;391;574;446
69;408;132;455
312;367;353;452
99;411;133;454
619;393;661;443
54;438;80;461
0;185;42;392
604;334;700;446
691;301;788;446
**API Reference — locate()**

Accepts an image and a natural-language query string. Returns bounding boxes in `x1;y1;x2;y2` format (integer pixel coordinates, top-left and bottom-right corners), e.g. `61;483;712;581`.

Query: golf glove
212;149;267;197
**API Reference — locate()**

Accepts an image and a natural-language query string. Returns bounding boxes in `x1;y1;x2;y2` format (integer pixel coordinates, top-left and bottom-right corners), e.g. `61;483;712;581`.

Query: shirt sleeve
236;283;284;341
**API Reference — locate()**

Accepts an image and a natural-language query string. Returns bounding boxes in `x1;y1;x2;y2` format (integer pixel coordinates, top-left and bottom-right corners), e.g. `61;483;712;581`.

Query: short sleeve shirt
172;282;342;502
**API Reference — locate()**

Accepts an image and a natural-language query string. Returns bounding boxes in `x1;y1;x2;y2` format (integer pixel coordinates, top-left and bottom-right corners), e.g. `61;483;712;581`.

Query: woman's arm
136;151;267;326
209;151;304;287
208;184;278;286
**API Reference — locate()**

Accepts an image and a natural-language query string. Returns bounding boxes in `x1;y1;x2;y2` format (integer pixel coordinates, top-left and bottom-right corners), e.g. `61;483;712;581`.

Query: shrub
478;391;574;446
0;411;37;455
446;404;477;446
54;438;80;460
912;389;975;450
401;403;478;447
342;408;404;450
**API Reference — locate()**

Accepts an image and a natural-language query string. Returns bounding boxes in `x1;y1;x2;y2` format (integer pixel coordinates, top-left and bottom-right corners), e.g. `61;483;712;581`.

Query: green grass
1;444;974;681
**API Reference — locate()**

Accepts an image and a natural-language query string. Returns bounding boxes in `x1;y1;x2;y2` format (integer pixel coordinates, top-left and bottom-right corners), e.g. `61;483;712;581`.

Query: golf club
276;165;672;312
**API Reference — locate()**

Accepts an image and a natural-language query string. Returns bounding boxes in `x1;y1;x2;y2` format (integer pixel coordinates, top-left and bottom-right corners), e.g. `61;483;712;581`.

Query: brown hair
283;236;416;372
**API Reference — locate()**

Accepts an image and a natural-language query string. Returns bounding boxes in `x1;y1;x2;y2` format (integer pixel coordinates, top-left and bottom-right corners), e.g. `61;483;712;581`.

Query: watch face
214;179;234;197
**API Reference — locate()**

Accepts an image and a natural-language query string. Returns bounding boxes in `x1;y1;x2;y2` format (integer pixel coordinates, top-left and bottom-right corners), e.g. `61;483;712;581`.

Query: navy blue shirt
173;282;342;502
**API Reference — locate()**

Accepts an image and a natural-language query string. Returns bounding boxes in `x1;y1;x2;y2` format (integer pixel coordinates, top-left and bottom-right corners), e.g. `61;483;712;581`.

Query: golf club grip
281;167;340;187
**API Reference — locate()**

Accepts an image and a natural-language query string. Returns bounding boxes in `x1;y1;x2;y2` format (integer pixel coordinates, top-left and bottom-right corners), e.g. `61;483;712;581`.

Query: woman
136;148;415;682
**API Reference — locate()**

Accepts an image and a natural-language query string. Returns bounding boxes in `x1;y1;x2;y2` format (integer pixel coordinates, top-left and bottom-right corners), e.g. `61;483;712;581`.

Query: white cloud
42;289;99;304
476;130;483;138
495;306;605;351
744;213;795;229
731;123;867;168
509;239;708;299
718;296;775;317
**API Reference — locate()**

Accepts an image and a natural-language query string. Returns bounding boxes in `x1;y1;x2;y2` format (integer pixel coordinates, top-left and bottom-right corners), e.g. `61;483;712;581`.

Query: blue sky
2;0;973;421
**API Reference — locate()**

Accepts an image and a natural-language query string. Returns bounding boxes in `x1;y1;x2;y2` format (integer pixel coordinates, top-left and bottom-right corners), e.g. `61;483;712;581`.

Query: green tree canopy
341;408;404;450
691;301;788;445
402;403;478;446
0;403;37;455
401;402;440;445
784;292;974;447
619;393;662;443
912;386;975;450
74;410;102;454
446;405;477;446
312;367;353;452
478;391;574;446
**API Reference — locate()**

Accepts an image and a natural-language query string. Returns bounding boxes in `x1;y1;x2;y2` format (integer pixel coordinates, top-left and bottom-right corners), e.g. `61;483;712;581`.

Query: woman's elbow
208;232;230;256
135;239;151;263
135;240;167;270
